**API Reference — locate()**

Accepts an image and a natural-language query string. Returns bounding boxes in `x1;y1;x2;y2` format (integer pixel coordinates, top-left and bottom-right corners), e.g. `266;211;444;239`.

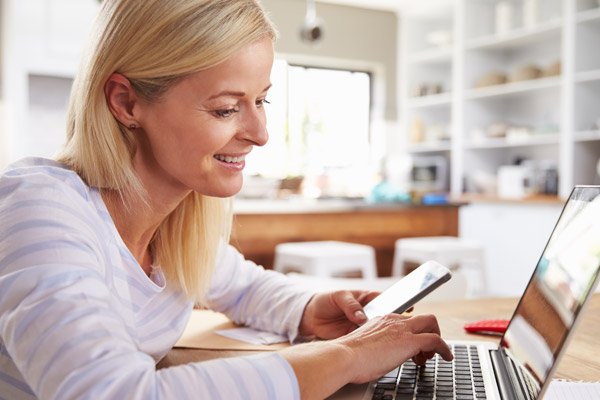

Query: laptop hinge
490;349;520;400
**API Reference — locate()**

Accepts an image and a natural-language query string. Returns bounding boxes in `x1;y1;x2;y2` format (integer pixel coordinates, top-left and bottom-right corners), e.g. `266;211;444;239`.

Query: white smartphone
363;260;452;320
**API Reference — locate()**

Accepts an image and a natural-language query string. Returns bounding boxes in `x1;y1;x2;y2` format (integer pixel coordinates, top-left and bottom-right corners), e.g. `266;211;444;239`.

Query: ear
104;73;138;127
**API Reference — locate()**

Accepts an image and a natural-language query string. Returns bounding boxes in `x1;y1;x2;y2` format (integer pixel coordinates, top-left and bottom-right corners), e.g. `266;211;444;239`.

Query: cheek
181;130;228;157
141;105;234;163
151;118;208;154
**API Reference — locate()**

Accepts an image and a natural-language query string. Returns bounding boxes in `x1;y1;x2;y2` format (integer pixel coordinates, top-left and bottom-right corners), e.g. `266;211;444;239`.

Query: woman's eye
215;108;238;118
257;98;271;108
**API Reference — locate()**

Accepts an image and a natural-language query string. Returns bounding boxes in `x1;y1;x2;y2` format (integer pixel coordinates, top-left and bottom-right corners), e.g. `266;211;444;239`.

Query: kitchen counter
230;198;463;276
233;198;461;214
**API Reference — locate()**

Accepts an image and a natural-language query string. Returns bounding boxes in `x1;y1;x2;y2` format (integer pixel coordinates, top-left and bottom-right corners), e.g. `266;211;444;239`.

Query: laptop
330;185;600;400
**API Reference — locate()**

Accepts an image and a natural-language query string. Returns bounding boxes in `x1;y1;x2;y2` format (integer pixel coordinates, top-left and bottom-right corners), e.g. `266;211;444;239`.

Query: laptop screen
500;186;600;396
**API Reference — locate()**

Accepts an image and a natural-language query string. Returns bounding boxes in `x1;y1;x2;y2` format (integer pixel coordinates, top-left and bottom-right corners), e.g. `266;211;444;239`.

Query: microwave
410;156;448;192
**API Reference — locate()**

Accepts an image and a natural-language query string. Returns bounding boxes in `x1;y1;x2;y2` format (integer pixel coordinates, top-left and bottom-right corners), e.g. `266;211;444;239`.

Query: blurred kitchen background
1;0;600;298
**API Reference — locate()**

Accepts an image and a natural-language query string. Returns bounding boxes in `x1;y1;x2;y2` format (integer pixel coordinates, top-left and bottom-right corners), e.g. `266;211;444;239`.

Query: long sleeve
0;158;305;400
206;243;316;343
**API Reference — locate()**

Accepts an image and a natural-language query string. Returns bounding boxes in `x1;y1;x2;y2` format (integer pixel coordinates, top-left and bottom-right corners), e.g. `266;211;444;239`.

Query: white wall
0;0;100;169
0;0;399;170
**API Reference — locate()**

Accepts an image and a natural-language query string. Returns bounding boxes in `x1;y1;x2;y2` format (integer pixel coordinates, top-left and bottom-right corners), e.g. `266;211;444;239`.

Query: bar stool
392;236;486;297
273;241;377;279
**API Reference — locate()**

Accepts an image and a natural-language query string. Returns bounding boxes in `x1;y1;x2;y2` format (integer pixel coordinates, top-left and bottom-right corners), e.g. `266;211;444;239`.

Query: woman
0;0;452;398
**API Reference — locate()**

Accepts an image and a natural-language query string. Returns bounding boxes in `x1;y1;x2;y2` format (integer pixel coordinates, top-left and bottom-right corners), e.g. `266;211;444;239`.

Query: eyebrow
207;84;272;100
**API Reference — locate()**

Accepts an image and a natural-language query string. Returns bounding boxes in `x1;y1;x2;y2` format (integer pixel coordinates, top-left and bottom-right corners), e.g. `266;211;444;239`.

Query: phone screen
363;261;451;319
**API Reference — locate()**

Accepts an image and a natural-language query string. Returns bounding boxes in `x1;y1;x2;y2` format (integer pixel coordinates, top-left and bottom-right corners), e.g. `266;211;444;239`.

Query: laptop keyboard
371;344;487;400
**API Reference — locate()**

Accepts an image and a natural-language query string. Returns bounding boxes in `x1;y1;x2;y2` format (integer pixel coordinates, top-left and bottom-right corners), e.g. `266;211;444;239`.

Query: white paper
215;327;288;345
544;380;600;399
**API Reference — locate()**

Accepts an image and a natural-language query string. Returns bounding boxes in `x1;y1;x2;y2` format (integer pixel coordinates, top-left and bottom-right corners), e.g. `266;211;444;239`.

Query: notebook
329;185;600;400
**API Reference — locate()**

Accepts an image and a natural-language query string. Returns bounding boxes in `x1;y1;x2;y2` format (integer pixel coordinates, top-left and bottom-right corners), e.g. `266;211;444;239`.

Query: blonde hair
56;0;277;302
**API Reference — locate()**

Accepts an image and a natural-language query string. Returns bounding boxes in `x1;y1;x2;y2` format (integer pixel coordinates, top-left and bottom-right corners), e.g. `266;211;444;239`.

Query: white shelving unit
400;0;600;199
0;0;100;167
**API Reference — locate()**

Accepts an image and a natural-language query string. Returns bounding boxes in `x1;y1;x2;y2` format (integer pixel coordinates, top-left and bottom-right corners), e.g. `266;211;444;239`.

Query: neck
103;142;193;275
101;188;185;276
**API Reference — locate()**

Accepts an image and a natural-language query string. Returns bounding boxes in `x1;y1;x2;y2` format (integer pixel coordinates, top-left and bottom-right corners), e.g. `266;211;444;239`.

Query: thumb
335;291;368;324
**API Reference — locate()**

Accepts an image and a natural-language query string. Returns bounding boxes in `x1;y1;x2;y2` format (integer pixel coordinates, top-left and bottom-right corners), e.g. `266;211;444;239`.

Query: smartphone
363;260;452;320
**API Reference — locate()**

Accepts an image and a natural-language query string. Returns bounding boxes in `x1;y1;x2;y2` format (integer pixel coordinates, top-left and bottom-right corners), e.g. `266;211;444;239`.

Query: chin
203;183;244;198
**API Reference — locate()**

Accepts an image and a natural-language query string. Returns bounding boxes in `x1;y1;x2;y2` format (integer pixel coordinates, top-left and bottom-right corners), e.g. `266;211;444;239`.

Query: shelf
25;61;77;80
465;76;561;100
407;141;451;153
464;133;560;150
406;92;452;109
408;45;453;65
575;130;600;142
401;1;598;199
465;19;562;52
575;69;600;83
577;7;600;24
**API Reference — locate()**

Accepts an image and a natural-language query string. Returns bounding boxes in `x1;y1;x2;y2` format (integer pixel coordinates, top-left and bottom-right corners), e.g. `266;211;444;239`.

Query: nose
240;106;269;147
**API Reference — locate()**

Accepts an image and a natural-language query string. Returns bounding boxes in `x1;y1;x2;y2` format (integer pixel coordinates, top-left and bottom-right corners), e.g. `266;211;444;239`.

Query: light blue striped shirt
0;158;314;399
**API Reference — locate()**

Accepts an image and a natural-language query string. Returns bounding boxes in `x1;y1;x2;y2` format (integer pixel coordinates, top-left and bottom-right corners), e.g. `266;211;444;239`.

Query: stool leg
474;250;487;297
391;255;404;277
461;256;486;298
363;259;377;279
273;255;284;274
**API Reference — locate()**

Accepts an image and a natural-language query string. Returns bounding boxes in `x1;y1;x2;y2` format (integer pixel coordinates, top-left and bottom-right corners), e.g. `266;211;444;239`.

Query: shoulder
1;157;91;201
0;157;107;240
0;158;119;280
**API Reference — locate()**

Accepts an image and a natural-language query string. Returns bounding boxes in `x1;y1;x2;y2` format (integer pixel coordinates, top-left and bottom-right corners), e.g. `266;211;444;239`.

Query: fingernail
354;310;366;320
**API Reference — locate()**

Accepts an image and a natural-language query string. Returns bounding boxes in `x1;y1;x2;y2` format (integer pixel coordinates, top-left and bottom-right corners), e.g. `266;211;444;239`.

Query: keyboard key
370;344;487;400
375;383;395;391
377;377;396;385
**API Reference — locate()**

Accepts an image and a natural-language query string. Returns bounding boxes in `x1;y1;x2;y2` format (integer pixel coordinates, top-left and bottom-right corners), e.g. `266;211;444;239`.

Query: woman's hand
298;290;380;339
337;313;453;383
283;311;453;399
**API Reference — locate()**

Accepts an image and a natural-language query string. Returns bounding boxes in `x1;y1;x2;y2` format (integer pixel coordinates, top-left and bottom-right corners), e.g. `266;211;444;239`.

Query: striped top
0;158;314;399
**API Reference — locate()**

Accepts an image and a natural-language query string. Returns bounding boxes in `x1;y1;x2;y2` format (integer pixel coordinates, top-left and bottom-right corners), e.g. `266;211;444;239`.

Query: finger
334;291;368;324
403;314;442;336
413;352;428;366
357;291;380;305
410;333;453;362
346;290;380;307
412;349;436;365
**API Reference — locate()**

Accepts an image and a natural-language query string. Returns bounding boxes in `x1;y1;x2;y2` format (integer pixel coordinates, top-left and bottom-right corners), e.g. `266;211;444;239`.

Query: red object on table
463;319;510;335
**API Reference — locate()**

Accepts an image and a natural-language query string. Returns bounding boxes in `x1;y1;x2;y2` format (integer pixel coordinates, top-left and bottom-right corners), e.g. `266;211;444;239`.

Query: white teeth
214;154;245;163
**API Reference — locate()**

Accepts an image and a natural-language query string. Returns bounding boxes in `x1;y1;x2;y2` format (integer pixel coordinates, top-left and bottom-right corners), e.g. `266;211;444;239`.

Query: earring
129;123;137;130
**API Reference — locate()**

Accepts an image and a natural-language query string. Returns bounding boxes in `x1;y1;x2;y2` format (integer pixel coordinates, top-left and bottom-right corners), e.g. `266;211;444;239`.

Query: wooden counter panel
230;206;459;276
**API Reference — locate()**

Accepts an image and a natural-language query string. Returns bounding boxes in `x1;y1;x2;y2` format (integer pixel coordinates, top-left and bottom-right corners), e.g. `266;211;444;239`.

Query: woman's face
132;37;273;199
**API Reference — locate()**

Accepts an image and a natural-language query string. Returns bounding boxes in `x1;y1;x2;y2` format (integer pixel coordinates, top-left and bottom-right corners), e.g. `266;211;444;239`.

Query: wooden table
157;294;600;381
158;295;600;382
230;203;461;277
416;296;600;382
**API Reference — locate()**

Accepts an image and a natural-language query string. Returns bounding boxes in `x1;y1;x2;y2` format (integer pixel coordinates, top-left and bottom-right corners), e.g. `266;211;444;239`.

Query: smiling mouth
214;154;246;163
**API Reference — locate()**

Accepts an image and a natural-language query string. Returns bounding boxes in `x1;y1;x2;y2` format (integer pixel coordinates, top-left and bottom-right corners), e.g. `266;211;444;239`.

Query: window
244;59;374;198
